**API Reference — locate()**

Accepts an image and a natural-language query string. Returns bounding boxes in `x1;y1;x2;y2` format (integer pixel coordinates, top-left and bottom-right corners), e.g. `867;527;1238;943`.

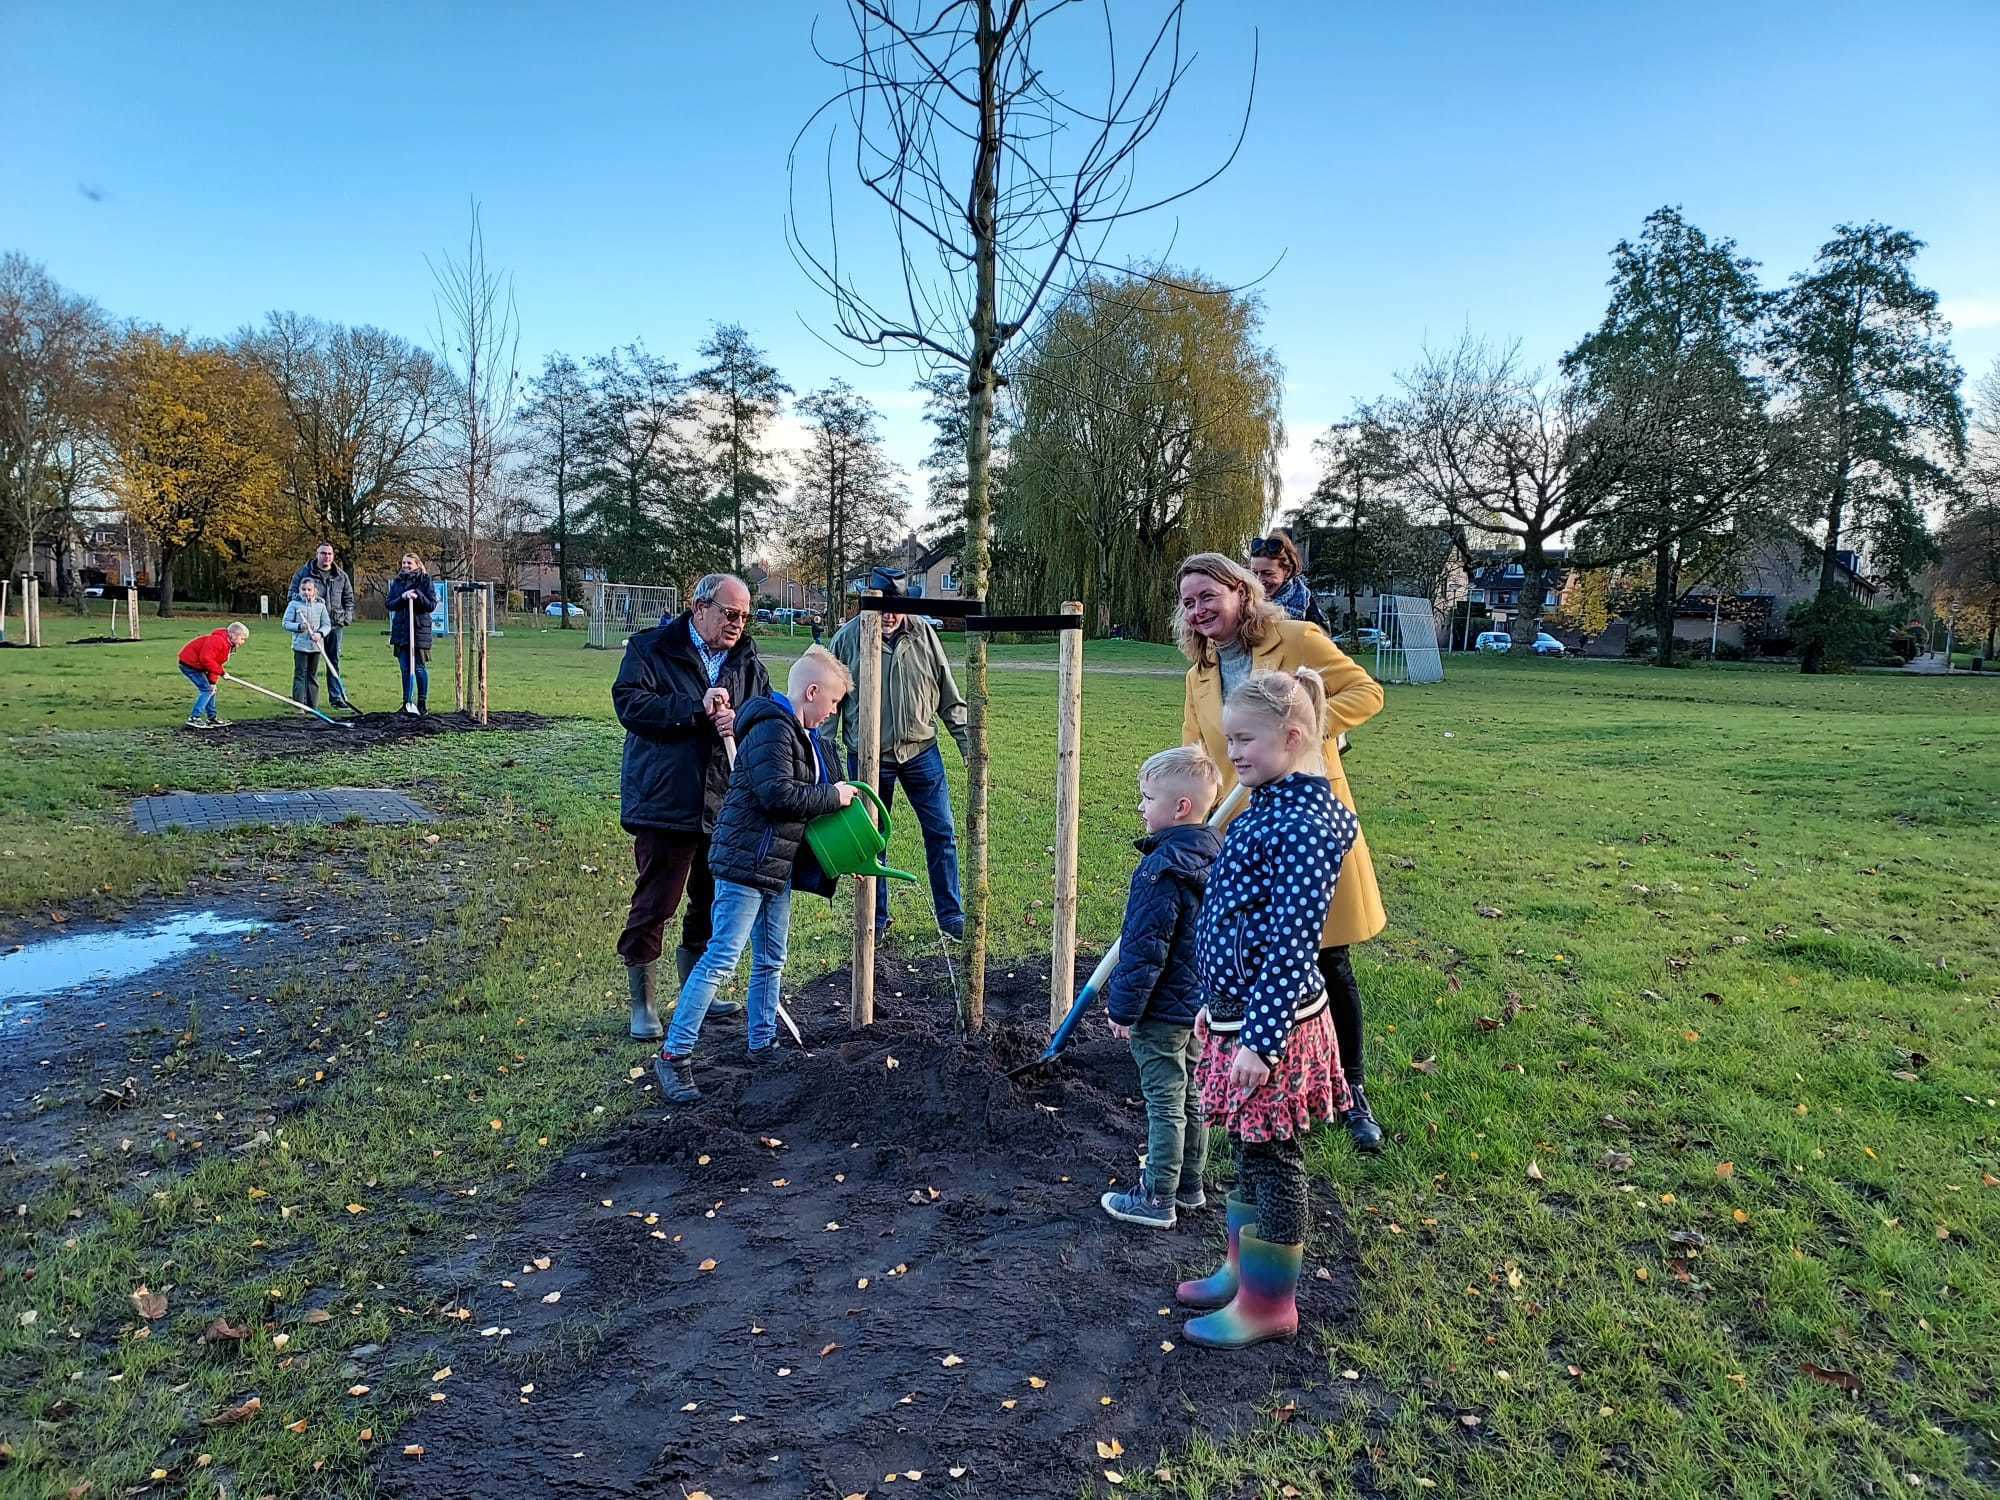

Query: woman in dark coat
1247;531;1332;635
386;552;439;715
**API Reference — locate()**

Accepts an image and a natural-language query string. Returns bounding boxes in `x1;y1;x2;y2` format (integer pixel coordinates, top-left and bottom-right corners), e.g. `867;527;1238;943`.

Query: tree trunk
1651;538;1677;668
1510;550;1550;651
1803;467;1848;675
154;545;178;619
957;0;1003;1033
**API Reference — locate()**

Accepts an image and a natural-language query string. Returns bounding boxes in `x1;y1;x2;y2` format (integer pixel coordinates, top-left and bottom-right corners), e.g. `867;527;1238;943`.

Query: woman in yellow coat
1177;552;1388;1151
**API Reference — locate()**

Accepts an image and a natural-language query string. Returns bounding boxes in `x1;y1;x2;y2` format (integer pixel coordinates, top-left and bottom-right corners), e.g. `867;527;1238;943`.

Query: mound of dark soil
197;709;556;754
380;961;1367;1500
65;635;143;645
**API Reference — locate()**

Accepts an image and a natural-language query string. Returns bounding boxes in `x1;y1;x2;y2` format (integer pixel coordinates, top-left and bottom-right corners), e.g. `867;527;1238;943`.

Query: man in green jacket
830;569;969;940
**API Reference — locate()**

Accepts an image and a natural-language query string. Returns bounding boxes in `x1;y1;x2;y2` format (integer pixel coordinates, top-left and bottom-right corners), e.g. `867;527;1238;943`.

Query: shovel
1007;783;1247;1081
222;671;347;728
720;724;804;1049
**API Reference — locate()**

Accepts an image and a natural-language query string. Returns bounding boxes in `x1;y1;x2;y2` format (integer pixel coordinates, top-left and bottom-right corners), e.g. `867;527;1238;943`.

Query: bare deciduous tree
789;0;1256;1027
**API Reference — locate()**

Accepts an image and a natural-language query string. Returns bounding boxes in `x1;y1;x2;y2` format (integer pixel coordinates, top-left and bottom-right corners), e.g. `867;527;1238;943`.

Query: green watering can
806;782;919;883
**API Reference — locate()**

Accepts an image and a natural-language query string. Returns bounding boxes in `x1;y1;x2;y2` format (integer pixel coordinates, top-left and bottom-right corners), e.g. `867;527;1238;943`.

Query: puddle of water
0;911;268;1008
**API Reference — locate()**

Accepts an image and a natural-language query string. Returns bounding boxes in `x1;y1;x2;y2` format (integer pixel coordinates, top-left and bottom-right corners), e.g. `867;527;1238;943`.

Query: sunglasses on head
1249;536;1286;559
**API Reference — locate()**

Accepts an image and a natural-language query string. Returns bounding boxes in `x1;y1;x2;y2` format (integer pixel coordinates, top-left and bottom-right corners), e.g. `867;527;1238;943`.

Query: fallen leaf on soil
941;1354;964;1367
777;1367;791;1377
204;1396;261;1426
1104;1470;1123;1485
1409;1056;1438;1075
1100;1396;1115;1407
432;1367;452;1381
820;1342;839;1358
402;1444;425;1457
1599;1150;1635;1173
347;1384;369;1396
1733;1208;1751;1223
1799;1362;1861;1393
1001;1399;1017;1409
886;1056;900;1069
359;1429;372;1441
1160;1340;1175;1353
301;1309;330;1324
285;1418;309;1434
1027;1376;1047;1388
857;1278;870;1290
130;1285;167;1321
201;1318;248;1343
759;1136;783;1148
950;1466;967;1479
271;1333;290;1351
826;1221;841;1231
729;1414;747;1424
1715;1161;1735;1178
541;1291;561;1304
1096;1439;1125;1459
1634;1266;1649;1282
345;1203;366;1215
697;1155;711;1165
1475;905;1503;919
1460;1413;1482;1427
1526;1160;1544;1183
699;1259;718;1273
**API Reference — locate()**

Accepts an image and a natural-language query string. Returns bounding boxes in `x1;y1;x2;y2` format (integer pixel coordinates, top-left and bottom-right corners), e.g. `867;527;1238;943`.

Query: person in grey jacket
290;543;356;708
282;577;334;709
829;569;970;940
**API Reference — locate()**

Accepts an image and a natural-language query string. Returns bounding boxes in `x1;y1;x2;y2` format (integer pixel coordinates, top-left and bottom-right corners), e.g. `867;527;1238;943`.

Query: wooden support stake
27;578;42;647
476;584;491;725
1;579;11;642
850;591;882;1026
453;581;467;712
128;586;140;640
1050;601;1084;1030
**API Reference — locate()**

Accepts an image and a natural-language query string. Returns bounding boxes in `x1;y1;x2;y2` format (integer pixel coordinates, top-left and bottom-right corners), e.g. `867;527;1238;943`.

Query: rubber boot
416;689;427;715
680;944;741;1018
1182;1229;1302;1349
1176;1194;1255;1309
627;963;662;1040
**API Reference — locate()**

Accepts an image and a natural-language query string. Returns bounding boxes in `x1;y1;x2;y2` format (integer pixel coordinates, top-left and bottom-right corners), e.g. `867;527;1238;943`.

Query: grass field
2;615;1997;1498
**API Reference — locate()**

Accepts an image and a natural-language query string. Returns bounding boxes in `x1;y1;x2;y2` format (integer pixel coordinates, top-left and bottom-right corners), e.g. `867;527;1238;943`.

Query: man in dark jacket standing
614;573;769;1039
1099;746;1223;1231
290;543;357;708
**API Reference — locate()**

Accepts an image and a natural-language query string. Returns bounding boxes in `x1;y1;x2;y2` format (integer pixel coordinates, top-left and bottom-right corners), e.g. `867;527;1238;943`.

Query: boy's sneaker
206;715;228;728
1175;1185;1208;1212
1100;1185;1176;1229
184;716;211;730
654;1052;700;1104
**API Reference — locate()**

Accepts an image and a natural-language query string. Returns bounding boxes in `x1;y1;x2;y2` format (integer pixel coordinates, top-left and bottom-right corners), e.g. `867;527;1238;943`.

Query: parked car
82;585;104;598
544;601;584;618
1355;626;1383;648
1531;632;1566;656
1474;631;1512;652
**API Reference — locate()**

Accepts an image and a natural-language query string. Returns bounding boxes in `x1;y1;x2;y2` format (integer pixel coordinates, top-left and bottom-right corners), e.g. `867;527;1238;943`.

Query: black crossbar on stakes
856;595;985;618
965;613;1085;633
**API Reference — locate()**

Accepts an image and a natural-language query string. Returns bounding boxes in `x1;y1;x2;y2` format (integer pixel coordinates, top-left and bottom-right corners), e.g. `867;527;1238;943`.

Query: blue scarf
1272;573;1313;620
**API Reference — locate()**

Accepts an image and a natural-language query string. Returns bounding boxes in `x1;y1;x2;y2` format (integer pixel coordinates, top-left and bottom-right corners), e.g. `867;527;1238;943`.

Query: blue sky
6;1;1996;526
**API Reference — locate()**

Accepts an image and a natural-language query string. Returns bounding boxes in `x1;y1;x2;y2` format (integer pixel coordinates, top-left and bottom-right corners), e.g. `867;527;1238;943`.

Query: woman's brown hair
1173;552;1285;666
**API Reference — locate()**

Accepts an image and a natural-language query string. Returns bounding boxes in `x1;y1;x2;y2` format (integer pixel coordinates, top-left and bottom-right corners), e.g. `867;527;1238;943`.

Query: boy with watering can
655;647;856;1103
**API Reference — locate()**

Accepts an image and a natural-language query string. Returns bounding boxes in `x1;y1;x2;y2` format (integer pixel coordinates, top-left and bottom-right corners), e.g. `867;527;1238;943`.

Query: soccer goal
1374;594;1445;684
587;581;680;649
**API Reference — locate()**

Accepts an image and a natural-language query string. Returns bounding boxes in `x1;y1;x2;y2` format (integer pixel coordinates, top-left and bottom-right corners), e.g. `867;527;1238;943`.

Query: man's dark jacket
707;695;847;894
614;613;769;836
1103;822;1221;1028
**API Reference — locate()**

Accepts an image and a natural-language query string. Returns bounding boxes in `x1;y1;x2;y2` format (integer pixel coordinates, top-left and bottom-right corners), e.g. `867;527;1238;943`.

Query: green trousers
1130;1019;1208;1199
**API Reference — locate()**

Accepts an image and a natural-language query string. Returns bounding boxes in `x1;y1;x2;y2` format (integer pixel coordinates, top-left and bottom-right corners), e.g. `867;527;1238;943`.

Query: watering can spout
805;781;920;884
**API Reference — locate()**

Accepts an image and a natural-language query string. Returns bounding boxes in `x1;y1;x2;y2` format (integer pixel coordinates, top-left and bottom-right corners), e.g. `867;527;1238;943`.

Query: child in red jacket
177;623;249;728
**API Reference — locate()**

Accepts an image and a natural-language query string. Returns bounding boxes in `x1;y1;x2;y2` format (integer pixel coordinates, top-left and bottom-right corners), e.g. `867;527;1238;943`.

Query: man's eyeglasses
1249;536;1286;559
703;603;752;626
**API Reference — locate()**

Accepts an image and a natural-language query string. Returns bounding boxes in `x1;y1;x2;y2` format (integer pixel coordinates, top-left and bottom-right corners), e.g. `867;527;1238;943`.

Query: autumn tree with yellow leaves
106;333;283;617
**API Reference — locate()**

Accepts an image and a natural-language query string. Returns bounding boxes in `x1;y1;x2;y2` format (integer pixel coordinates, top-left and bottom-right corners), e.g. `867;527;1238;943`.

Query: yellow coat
1182;618;1388;948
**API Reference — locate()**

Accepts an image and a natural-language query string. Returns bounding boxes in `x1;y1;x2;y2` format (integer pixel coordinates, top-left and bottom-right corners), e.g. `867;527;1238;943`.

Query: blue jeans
396;647;429;705
664;878;792;1055
180;663;217;719
848;743;963;936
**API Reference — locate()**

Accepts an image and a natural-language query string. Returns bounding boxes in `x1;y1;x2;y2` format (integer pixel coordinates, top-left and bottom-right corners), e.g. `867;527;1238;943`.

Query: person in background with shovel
282;578;333;710
289;542;356;708
175;621;249;729
614;573;769;1039
386;552;437;715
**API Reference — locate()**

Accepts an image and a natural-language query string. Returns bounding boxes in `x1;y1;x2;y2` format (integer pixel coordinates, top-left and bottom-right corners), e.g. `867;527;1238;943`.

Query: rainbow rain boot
1182;1229;1302;1349
1176;1194;1256;1310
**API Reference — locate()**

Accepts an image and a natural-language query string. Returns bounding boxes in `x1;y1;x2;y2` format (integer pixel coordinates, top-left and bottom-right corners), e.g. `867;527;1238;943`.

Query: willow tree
789;0;1255;1028
1003;270;1280;639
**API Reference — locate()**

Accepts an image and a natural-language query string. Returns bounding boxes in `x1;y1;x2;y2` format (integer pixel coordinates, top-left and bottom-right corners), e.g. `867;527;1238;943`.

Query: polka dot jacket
1194;771;1357;1062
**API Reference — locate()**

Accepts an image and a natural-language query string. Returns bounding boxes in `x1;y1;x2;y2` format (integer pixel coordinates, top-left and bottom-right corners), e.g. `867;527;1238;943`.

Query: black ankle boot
1343;1081;1384;1153
655;1052;700;1104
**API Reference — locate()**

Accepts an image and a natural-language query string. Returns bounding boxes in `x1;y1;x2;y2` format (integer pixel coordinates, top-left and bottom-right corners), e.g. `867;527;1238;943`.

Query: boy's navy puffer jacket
1195;772;1356;1061
1104;823;1221;1028
707;694;848;894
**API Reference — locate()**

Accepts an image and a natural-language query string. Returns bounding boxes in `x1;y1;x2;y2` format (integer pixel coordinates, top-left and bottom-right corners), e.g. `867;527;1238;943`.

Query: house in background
1460;549;1577;628
844;532;963;602
1674;533;1875;651
747;560;827;615
510;536;604;612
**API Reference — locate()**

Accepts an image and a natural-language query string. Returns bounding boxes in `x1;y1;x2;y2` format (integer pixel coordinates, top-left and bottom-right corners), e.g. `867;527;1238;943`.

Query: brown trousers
616;828;715;968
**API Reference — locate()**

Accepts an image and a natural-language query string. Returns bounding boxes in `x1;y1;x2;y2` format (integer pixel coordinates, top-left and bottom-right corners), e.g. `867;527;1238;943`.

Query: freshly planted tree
790;0;1256;1026
1767;223;1965;672
106;334;282;617
692;324;790;576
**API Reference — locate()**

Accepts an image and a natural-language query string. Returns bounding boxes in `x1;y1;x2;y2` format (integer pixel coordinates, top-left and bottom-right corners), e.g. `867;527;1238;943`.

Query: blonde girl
1177;666;1358;1350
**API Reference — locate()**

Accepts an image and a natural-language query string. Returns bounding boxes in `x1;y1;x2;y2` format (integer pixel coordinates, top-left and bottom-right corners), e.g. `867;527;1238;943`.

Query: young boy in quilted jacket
1099;745;1222;1230
654;647;855;1103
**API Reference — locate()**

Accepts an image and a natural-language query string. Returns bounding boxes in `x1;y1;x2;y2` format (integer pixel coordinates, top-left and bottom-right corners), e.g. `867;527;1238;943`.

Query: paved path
132;788;436;834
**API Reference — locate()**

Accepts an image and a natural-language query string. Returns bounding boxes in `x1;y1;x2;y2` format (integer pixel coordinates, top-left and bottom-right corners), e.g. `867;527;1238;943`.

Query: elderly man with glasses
612;573;770;1039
